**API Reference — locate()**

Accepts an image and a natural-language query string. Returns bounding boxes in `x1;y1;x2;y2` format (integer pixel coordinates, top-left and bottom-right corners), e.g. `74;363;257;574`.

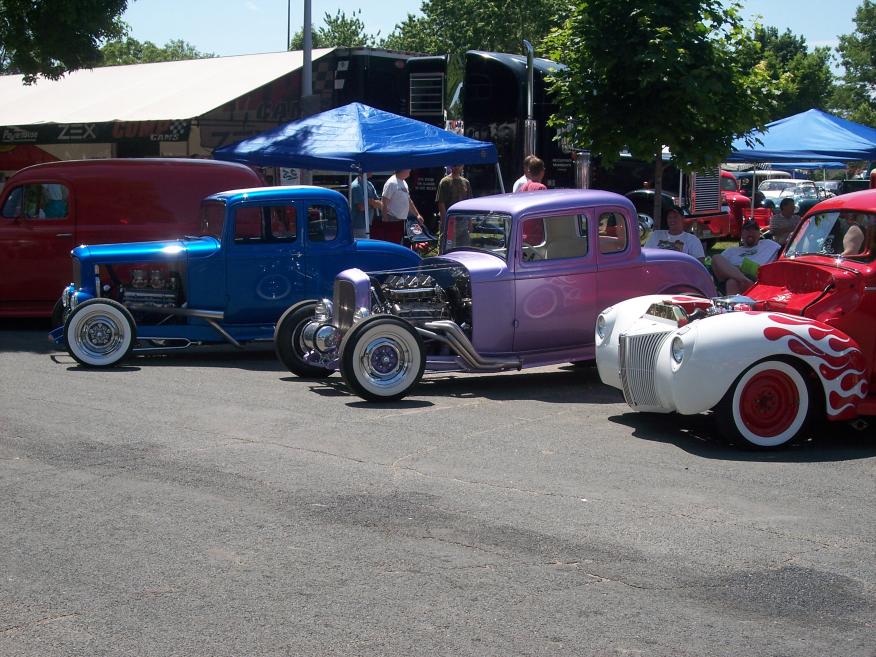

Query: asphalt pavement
1;320;874;657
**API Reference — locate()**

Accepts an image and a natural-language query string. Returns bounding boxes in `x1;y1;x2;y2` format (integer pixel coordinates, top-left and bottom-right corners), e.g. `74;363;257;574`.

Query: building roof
0;49;335;126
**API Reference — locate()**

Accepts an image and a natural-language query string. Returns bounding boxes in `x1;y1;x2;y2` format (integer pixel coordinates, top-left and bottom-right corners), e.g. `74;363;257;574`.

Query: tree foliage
833;0;876;125
741;26;834;122
543;1;777;224
0;0;128;82
100;37;214;66
380;0;570;57
290;9;378;50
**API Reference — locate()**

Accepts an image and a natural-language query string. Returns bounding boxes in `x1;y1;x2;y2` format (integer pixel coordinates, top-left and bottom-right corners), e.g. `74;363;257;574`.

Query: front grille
333;278;356;333
619;331;670;408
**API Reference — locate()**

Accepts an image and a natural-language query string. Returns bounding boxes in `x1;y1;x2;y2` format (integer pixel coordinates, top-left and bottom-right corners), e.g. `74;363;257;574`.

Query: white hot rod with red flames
596;190;876;448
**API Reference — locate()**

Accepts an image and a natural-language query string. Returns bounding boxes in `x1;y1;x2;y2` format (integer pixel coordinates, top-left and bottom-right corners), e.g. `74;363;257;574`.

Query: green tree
833;0;876;125
0;0;127;83
543;0;776;226
380;0;570;57
741;25;834;121
290;9;378;50
100;37;214;65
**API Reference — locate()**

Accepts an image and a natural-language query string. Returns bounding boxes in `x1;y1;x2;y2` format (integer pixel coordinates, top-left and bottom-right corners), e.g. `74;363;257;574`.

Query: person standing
517;157;547;192
512;154;537;192
381;169;424;243
768;197;801;246
644;209;705;261
350;174;381;238
436;164;473;224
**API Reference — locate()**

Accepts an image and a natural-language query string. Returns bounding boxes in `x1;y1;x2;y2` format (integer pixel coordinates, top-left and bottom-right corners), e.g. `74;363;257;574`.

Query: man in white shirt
381;169;423;224
644;209;705;260
711;220;781;294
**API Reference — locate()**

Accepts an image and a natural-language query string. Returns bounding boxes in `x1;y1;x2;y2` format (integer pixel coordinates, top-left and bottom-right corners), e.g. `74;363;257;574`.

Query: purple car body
275;189;716;401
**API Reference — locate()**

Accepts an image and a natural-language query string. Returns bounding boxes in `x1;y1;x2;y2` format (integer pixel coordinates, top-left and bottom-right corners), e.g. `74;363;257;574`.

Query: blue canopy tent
728;109;876;162
214;102;499;235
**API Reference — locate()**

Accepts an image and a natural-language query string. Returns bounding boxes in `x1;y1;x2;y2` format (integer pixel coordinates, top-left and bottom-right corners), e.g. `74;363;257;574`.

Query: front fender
666;312;868;418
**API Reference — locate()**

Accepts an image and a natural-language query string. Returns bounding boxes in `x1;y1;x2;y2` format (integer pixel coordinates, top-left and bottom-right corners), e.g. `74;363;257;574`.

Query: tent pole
363;173;370;238
496;162;505;193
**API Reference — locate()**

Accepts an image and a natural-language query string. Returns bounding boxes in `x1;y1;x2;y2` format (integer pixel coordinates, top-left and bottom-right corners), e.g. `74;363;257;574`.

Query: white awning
0;49;336;125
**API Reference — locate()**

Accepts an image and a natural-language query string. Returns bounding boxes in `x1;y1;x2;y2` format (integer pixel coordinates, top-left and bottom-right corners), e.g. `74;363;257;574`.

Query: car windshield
198;200;226;239
790;185;819;200
443;212;511;259
720;176;738;192
785;210;876;261
759;180;796;192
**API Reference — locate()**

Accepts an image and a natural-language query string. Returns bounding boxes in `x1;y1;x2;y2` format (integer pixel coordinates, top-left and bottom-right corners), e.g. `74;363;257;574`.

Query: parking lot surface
2;321;875;657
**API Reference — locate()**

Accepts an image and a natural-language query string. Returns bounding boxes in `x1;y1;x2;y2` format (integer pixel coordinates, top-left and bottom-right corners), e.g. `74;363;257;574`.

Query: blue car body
50;186;420;360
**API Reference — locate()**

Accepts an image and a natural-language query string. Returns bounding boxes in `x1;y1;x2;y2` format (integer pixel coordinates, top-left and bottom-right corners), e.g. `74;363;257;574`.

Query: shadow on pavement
298;363;623;407
610;411;875;462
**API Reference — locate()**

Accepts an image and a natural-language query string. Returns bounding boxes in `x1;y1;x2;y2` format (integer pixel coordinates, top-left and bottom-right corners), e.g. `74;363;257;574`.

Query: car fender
664;312;868;418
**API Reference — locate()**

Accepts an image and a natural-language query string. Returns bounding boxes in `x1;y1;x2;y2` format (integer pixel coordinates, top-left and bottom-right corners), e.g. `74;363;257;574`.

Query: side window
307;204;338;242
1;183;69;220
521;215;588;262
234;206;264;242
598;211;628;254
270;205;297;240
1;187;23;218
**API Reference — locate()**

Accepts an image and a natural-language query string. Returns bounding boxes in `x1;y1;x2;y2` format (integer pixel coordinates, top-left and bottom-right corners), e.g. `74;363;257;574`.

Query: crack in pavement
1;613;80;635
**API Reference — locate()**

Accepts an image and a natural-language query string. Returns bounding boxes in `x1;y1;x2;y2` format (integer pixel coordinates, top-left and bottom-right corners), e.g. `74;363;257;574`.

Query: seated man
842;213;867;255
644;209;705;261
769;198;801;246
711;220;781;294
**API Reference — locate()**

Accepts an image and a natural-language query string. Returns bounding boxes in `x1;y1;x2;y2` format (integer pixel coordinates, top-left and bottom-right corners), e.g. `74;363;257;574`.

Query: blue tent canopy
728;109;876;162
767;162;847;170
214;102;498;172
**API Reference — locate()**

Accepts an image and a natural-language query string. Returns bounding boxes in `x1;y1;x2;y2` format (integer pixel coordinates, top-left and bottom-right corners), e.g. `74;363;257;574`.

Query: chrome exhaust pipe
422;321;522;371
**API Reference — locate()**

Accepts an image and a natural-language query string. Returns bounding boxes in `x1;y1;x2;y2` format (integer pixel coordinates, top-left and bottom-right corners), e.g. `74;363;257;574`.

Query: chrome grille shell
619;331;670;409
333;278;357;333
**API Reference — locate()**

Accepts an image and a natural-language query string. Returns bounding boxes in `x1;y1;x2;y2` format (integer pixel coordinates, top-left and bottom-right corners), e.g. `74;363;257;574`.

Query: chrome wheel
340;316;425;401
64;299;135;367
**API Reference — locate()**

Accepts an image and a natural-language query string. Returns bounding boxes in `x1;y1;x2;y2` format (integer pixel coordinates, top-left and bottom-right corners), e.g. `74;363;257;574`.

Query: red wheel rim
738;370;800;437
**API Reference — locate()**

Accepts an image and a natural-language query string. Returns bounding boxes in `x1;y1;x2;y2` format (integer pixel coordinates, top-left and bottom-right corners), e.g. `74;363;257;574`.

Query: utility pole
286;0;290;50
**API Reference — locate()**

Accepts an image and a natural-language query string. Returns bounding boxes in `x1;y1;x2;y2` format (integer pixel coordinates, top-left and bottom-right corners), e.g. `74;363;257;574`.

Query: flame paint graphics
763;314;867;417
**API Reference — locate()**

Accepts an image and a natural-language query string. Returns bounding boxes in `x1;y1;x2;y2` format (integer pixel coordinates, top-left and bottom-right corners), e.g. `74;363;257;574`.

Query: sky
120;0;859;58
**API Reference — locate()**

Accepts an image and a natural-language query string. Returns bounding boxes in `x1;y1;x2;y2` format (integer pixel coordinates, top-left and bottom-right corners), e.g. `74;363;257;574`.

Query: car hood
434;250;509;283
749;257;864;318
72;237;221;264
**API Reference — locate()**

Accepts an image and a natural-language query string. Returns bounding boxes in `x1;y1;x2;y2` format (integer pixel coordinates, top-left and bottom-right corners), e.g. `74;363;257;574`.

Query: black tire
51;298;65;329
274;300;331;377
64;298;136;367
714;359;817;449
339;315;426;402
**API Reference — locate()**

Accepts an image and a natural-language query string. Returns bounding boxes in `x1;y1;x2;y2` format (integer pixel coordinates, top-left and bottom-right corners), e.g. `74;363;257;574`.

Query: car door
595;207;645;311
513;210;597;352
0;181;75;307
223;201;306;323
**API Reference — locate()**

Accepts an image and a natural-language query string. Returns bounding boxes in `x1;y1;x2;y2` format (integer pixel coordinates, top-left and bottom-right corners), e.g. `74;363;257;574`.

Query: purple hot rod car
275;189;716;401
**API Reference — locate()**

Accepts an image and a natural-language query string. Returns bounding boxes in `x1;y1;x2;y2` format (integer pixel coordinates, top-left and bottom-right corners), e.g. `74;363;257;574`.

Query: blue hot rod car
49;186;420;366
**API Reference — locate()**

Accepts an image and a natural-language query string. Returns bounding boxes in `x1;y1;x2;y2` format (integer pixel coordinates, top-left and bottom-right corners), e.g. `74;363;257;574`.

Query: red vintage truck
0;158;263;318
684;169;752;247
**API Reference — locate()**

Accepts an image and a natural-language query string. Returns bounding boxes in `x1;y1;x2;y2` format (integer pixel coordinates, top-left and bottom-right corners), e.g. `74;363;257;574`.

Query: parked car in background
49;186;421;367
595;189;876;449
275;189;716;401
815;180;841;198
0;158;264;318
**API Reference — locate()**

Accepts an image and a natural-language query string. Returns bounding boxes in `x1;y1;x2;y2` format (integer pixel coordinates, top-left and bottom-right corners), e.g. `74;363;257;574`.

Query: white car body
595;294;868;445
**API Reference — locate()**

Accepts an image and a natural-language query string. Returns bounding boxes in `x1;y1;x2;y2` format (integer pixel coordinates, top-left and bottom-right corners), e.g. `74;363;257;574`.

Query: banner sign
1;120;191;144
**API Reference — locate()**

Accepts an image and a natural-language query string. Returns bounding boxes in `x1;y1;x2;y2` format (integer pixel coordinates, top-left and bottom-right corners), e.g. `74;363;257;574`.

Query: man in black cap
711;220;781;294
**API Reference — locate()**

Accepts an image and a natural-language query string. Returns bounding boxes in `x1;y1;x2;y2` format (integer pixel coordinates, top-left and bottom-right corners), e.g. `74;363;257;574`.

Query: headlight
671;336;686;364
596;314;607;340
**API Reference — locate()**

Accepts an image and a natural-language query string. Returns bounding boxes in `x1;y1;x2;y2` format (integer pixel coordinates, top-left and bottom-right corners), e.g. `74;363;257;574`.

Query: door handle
56;233;73;238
